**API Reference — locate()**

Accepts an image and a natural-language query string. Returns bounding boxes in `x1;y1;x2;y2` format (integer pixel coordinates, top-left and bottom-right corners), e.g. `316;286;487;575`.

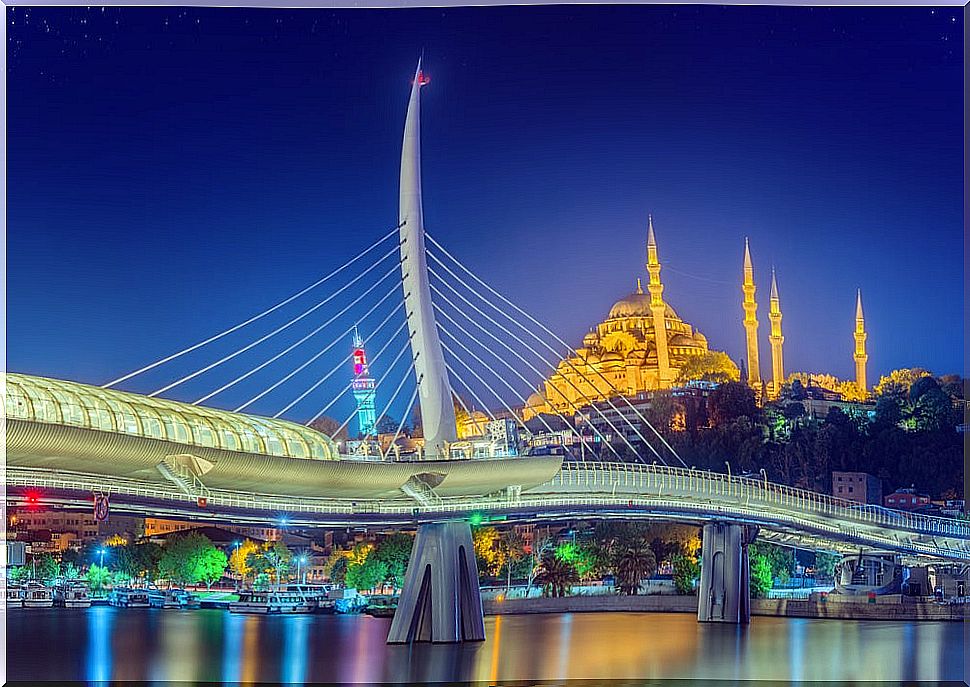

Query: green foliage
750;542;794;585
8;566;29;583
158;532;226;587
708;382;759;427
749;554;773;598
34;554;61;582
677;350;741;384
370;533;413;589
328;557;348;585
86;564;112;593
345;557;388;592
536;551;578;598
814;552;839;580
671;554;700;595
613;538;657;595
554;541;600;581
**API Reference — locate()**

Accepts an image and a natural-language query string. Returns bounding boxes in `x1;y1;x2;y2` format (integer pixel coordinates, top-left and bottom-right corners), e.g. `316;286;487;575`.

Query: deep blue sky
8;6;964;423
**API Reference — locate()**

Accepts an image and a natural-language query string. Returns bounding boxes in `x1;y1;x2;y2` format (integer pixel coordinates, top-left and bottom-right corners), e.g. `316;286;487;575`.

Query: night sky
8;6;964;424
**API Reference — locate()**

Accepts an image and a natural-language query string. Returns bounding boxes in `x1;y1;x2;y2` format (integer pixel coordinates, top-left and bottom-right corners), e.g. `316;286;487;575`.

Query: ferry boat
54;582;92;608
108;587;151;608
148;588;201;609
6;584;24;608
23;583;54;608
229;587;316;614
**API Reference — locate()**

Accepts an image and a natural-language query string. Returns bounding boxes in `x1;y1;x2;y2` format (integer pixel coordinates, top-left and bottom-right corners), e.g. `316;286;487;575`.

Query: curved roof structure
5;373;339;461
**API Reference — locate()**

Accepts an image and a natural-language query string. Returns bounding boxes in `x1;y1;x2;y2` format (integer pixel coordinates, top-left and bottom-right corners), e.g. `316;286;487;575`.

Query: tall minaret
767;268;784;397
853;289;868;396
742;238;761;387
646;215;671;387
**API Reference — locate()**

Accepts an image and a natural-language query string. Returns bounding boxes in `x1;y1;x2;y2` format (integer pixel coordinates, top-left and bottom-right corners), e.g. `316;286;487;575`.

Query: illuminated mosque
523;215;869;420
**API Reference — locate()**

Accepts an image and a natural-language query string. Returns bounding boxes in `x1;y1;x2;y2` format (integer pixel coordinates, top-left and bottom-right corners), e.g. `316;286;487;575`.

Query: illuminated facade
351;328;377;437
767;269;785;398
854;289;868;395
741;238;761;387
524;218;711;419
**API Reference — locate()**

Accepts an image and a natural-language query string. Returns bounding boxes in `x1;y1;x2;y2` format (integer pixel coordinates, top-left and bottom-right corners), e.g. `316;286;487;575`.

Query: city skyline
8;6;963;423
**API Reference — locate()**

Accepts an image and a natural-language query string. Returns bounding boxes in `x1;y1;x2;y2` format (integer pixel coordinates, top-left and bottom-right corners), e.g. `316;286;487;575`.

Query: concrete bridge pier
697;522;759;624
387;521;485;644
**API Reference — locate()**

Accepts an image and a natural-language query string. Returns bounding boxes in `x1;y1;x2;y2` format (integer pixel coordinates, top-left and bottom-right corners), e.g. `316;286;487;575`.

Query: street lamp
297;555;308;585
98;548;107;568
759;468;768;489
725;461;732;479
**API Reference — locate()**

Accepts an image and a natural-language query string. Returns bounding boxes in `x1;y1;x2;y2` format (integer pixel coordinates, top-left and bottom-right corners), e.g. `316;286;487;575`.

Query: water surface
6;607;965;683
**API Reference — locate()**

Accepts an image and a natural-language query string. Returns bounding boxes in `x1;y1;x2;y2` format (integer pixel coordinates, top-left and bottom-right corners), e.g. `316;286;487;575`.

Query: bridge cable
448;372;490;437
359;356;421;446
102;223;404;389
381;376;422;460
236;295;407;413
427;235;686;467
293;317;411;423
430;263;666;463
431;277;658;465
438;337;536;438
433;299;636;461
194;265;406;405
148;247;404;397
445;362;498;424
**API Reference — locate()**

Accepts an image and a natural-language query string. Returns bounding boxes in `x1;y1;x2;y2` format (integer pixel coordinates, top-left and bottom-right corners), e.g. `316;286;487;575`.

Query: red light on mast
415;71;430;87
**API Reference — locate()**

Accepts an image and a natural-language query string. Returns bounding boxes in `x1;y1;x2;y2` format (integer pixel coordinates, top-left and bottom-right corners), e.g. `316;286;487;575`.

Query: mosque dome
608;292;679;320
525;391;546;409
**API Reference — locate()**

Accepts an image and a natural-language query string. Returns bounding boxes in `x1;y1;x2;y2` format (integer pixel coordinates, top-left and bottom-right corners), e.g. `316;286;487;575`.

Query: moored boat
23;583;54;608
55;582;92;608
229;587;315;614
6;584;24;608
109;587;150;608
148;588;200;609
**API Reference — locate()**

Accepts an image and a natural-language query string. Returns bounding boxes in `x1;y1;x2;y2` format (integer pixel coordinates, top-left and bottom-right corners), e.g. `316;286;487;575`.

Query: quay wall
482;593;970;621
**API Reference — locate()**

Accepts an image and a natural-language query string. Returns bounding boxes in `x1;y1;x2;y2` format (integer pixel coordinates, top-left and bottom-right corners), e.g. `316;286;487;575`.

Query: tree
671;553;700;595
328;557;349;586
814;552;839;581
345;557;388;592
159;532;222;587
553;540;601;582
750;542;793;586
371;533;413;590
197;548;229;590
613;539;657;595
496;531;526;593
536;551;578;598
309;416;349;443
262;540;293;584
749;554;773;598
874;368;932;398
677;351;741;384
230;539;260;582
86;564;112;596
8;566;29;583
708;382;759;427
473;527;503;578
63;563;82;580
34;554;60;583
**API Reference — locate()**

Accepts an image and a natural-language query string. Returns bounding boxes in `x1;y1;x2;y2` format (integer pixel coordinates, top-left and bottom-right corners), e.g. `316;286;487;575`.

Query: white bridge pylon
399;57;458;460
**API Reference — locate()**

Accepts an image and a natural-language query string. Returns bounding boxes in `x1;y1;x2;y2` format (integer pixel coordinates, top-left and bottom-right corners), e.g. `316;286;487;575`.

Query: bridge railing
551;461;970;539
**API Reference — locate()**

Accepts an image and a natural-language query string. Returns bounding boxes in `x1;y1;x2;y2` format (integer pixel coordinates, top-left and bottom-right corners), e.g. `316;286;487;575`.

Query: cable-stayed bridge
7;60;969;642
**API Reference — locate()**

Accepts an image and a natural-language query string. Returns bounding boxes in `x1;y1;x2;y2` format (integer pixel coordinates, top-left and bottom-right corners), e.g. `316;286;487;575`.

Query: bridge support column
387;522;485;644
697;522;759;624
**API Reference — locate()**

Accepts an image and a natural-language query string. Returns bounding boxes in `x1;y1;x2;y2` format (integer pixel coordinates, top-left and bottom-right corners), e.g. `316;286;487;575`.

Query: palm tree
614;538;657;595
536;551;578;598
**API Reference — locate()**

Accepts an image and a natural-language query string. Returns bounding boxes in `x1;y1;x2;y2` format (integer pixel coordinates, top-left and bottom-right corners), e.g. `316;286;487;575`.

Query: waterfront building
832;471;883;505
884;488;931;511
8;508;99;546
524;217;714;419
143;517;283;542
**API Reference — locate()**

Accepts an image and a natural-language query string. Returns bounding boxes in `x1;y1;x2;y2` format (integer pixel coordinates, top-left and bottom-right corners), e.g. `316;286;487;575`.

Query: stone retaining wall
483;593;969;620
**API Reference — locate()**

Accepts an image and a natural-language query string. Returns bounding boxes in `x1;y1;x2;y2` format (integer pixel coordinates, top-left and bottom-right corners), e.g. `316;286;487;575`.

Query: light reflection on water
8;607;964;683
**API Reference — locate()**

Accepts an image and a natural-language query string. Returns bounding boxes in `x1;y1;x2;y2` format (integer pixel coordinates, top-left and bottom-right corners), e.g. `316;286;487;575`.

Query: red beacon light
24;489;42;509
414;71;431;87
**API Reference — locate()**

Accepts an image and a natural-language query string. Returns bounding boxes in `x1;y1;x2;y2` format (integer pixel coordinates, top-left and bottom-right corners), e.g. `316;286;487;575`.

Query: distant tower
742;238;761;387
646;215;672;387
351;328;377;437
853;289;868;396
768;268;785;398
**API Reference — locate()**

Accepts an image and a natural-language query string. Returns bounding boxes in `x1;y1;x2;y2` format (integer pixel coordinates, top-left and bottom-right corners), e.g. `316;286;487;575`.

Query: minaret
351;327;377;437
853;289;868;396
399;58;458;458
741;238;761;387
767;268;784;398
646;215;671;387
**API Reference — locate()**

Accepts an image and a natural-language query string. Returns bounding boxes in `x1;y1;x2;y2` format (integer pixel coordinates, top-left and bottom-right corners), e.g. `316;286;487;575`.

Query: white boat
148;588;200;609
108;587;150;608
23;583;54;608
229;587;315;614
6;584;24;608
54;582;92;608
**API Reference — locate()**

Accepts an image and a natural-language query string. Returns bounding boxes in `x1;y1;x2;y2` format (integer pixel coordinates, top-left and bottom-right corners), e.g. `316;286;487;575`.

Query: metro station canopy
5;373;339;461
